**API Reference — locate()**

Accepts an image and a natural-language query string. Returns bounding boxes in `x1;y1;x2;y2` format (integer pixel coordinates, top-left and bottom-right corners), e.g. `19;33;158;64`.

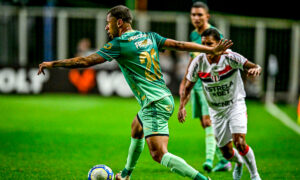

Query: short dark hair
107;5;133;24
201;28;221;41
191;1;209;13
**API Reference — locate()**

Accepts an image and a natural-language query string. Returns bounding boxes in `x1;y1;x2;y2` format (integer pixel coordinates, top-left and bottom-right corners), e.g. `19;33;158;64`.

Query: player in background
179;1;231;172
178;28;261;180
38;5;233;180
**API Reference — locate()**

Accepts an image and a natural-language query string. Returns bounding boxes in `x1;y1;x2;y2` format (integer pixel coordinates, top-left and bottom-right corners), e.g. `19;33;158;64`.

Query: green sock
123;137;145;177
205;126;216;161
161;152;207;180
215;145;227;162
194;173;209;180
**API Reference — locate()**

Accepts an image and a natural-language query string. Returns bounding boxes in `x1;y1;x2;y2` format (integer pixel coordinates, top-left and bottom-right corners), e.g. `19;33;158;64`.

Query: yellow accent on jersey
103;43;112;50
139;48;161;81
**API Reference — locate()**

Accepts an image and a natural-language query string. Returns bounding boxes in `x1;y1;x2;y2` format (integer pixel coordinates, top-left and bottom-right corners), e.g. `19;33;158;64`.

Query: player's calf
149;149;165;163
237;145;261;180
219;144;235;160
220;143;244;179
232;134;260;180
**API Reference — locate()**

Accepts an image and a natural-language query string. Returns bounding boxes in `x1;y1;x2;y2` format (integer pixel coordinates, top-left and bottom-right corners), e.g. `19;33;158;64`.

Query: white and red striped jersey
186;50;248;111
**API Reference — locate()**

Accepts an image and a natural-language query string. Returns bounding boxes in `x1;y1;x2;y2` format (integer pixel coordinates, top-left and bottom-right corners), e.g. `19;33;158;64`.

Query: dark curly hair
191;1;209;13
201;28;221;41
107;5;133;24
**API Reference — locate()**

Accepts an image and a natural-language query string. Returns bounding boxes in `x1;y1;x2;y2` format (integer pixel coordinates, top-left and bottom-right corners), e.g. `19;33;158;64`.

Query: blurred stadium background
0;0;299;179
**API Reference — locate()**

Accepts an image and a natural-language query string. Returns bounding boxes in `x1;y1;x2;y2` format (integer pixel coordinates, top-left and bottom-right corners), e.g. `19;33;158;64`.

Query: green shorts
191;89;209;118
137;96;174;138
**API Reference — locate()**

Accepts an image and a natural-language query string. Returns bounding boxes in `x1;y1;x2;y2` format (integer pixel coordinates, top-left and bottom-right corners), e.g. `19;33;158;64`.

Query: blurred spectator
175;51;190;79
244;77;261;98
75;38;95;57
159;50;174;72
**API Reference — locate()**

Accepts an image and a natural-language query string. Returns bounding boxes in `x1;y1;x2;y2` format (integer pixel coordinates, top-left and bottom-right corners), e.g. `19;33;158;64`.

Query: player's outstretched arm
178;80;195;123
163;38;233;55
37;53;106;75
243;61;262;78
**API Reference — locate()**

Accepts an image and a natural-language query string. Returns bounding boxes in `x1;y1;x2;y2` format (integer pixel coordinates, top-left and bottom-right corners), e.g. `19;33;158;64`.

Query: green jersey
97;30;171;108
189;25;223;90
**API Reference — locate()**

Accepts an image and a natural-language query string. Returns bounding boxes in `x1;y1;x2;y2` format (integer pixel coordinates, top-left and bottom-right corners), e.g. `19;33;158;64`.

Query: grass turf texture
0;94;299;180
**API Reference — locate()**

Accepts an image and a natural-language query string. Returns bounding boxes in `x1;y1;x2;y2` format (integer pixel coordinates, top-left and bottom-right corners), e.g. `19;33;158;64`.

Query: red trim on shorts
239;145;250;156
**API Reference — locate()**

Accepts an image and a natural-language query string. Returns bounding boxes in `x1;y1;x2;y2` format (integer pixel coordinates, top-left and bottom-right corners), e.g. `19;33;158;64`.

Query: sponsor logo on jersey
205;81;234;97
208;99;234;107
128;33;148;41
103;43;112;50
135;39;153;49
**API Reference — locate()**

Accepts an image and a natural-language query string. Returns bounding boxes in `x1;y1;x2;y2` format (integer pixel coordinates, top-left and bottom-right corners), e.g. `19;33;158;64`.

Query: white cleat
115;172;130;180
251;175;262;180
233;163;243;180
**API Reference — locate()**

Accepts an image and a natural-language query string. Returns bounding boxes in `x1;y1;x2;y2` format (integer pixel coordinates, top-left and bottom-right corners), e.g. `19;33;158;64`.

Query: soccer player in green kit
38;5;232;180
179;2;231;173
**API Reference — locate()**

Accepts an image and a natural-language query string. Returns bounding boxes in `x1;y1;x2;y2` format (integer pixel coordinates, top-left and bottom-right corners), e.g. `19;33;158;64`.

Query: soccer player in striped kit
178;28;262;180
179;1;231;172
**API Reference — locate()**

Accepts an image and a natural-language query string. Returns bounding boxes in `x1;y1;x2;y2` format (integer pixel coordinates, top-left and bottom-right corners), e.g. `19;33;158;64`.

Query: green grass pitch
0;94;299;179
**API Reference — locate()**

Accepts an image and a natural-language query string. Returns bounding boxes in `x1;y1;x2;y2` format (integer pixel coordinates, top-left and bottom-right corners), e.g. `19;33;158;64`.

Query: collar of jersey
194;24;211;35
123;30;136;35
205;54;224;66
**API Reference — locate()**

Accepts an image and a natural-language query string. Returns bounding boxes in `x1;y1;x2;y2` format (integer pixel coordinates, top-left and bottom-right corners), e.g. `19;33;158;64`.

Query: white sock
239;146;259;179
229;148;243;166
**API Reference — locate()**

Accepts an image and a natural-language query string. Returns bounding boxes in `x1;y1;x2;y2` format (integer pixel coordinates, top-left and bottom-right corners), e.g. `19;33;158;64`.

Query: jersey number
139;48;161;81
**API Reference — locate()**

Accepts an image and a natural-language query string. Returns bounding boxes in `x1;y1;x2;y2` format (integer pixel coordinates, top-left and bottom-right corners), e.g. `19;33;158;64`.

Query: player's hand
247;65;261;77
201;117;212;127
178;107;187;123
38;62;53;75
212;39;233;56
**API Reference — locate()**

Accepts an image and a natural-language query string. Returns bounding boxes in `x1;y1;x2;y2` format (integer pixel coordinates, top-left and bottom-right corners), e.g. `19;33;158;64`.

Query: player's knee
234;139;247;152
222;148;234;160
150;150;163;163
131;130;143;139
131;121;144;138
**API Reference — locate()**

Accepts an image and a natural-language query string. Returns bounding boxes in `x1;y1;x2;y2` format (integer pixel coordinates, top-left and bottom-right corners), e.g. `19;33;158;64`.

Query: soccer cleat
115;172;130;180
212;160;232;172
202;159;213;172
232;163;243;180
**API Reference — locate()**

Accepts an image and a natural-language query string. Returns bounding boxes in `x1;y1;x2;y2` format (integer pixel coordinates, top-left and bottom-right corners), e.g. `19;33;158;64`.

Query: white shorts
211;99;248;147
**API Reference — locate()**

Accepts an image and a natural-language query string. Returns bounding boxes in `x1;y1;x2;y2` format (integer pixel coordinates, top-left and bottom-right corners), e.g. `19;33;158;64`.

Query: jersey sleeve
151;32;167;51
228;51;248;70
96;39;120;62
186;58;200;82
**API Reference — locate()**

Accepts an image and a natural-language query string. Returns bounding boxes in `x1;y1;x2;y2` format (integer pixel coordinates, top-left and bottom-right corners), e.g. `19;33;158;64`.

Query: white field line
265;103;300;136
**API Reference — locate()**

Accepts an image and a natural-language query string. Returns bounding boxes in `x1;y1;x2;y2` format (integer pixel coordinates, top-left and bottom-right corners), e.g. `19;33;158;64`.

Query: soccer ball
88;164;114;180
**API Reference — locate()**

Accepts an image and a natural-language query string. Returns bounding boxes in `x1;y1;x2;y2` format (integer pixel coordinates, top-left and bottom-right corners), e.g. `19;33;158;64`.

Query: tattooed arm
37;53;106;75
162;38;233;55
